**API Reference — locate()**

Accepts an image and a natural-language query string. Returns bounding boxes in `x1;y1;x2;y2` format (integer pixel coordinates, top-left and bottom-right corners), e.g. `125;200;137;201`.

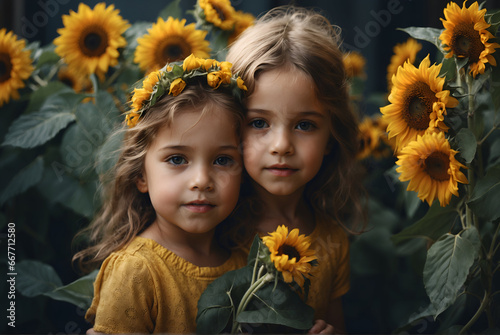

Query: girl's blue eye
296;121;314;131
250;119;268;129
214;156;233;166
167;156;186;165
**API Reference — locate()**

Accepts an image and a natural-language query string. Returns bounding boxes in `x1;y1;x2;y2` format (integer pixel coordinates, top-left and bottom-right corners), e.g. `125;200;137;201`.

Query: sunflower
228;10;255;45
0;29;33;107
440;1;500;78
134;17;211;73
380;55;459;152
54;3;129;79
58;66;92;93
262;225;317;287
130;70;163;112
387;38;422;90
357;117;383;160
396;131;468;207
198;0;236;31
343;51;366;79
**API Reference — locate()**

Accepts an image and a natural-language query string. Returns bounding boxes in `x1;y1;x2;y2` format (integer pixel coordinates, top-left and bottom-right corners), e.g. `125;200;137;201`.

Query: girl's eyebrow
158;144;239;152
247;109;326;118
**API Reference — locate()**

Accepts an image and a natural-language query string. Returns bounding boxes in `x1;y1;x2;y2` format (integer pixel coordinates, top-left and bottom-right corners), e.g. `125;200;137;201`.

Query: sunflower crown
125;54;247;128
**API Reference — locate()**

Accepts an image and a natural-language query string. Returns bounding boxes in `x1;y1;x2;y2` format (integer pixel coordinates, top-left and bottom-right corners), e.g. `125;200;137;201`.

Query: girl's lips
265;165;298;177
183;201;215;213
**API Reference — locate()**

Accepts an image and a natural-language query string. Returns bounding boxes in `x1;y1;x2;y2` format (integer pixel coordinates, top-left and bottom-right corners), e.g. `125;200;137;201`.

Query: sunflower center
212;4;226;21
278;244;301;261
157;37;191;65
79;26;109;57
0;53;13;83
403;81;437;130
60;75;75;89
451;23;484;63
424;151;450;181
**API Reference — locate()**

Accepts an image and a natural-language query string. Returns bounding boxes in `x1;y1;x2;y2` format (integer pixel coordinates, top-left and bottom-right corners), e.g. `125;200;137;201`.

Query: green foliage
17;260;97;309
423;228;480;318
196;236;315;333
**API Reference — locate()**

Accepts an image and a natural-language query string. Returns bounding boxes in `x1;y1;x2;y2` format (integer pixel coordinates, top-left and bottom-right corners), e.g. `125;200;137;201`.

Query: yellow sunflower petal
0;28;34;106
134;17;211;73
54;2;130;77
396;131;468;206
439;0;499;77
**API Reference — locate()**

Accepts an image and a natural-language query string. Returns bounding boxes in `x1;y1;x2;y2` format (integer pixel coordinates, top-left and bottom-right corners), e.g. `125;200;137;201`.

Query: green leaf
488;137;500;167
391;202;459;244
422;228;480;318
455;128;477;163
60;123;97;179
44;270;98;309
26;81;69;113
36;50;60;69
440;57;457;82
159;0;182;20
468;165;500;222
236;280;314;331
2;92;85;148
247;235;261;266
403;185;422;218
16;260;63;298
0;156;44;205
197;267;253;334
398;27;444;52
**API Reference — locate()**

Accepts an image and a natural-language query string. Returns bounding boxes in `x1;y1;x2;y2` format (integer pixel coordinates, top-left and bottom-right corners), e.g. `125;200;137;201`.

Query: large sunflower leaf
43;270;98;309
455;128;477;164
197;266;253;334
159;0;182;20
236;279;315;331
467;165;500;222
2;92;86;148
16;260;63;298
398;27;444;53
0;156;44;205
391;202;459;244
422;227;480;319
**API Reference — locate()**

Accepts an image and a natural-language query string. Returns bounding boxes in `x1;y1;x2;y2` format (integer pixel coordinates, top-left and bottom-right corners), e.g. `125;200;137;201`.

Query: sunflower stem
465;74;476;229
231;272;274;334
251;249;260;286
32;74;48;87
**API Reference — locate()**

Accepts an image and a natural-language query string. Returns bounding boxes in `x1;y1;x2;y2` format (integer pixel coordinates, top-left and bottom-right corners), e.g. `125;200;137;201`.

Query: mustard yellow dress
305;219;350;321
85;236;247;334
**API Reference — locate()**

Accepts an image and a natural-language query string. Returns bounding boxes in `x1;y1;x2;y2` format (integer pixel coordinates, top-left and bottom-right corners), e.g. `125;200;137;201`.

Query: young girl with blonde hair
74;55;248;334
227;6;365;333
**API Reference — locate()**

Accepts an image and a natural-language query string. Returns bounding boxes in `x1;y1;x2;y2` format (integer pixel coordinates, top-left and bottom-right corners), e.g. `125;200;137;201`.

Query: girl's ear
136;174;148;193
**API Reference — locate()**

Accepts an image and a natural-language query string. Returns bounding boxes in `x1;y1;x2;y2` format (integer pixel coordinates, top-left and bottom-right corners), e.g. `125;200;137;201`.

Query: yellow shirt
306;219;350;320
85;236;247;334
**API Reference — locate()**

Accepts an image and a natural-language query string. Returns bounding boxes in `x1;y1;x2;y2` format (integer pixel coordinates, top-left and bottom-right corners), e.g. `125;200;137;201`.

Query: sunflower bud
126;112;140;128
202;58;218;71
207;71;223;89
183;54;202;71
237;77;247;91
169;78;186;96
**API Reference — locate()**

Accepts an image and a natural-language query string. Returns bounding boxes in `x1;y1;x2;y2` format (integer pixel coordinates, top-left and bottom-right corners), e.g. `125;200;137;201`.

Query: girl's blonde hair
73;81;244;272
227;6;366;235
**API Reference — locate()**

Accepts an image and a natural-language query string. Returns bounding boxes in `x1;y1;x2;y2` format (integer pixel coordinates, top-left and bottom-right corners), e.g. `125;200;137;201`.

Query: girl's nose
269;128;294;156
189;165;214;191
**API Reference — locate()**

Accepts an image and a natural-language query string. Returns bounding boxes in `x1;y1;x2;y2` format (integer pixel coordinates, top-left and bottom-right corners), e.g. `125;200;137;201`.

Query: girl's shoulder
310;218;349;244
